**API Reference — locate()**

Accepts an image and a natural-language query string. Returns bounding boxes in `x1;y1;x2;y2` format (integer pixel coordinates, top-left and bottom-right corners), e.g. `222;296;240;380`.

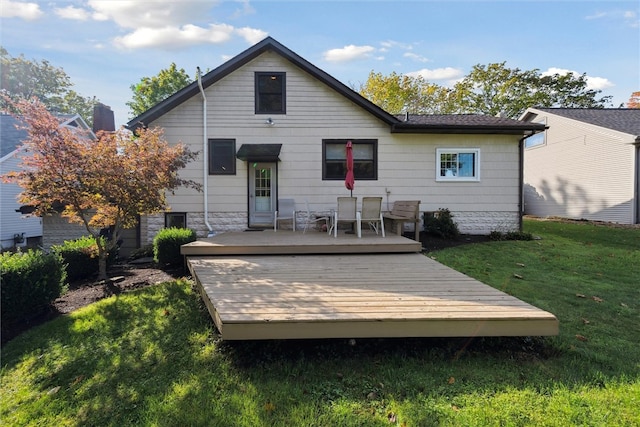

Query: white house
521;107;640;224
1;113;93;250
1;115;41;249
127;37;544;243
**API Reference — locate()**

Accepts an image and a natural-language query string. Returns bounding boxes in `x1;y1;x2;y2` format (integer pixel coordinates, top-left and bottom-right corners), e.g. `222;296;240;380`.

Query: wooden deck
184;231;558;340
181;229;421;255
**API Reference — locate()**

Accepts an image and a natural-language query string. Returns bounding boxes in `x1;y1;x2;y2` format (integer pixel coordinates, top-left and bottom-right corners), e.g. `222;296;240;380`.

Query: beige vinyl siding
524;110;636;224
147;52;523;234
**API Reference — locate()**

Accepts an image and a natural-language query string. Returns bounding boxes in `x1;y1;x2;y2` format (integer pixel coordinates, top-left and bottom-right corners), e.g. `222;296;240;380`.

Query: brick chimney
92;103;115;133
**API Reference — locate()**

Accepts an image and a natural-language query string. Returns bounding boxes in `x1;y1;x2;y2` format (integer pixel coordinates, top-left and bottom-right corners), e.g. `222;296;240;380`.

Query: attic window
255;72;285;114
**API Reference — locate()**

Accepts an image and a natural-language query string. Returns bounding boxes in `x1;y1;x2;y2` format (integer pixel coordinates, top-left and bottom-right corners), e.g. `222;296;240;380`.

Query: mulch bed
1;262;183;346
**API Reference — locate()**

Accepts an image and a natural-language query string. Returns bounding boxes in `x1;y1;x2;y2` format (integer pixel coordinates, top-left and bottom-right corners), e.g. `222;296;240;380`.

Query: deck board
187;252;558;340
181;230;421;255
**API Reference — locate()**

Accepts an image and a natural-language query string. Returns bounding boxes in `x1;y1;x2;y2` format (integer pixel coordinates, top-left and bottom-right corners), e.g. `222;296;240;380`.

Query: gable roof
127;37;399;129
529;108;640;138
127;37;544;135
1;113;95;161
1;115;28;158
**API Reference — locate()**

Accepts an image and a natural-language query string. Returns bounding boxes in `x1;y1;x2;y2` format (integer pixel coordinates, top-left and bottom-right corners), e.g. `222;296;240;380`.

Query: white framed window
525;117;547;149
524;131;546;149
436;148;480;181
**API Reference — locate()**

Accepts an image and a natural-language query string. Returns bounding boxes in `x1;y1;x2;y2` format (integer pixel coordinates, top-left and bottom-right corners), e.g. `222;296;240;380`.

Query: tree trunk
96;240;109;281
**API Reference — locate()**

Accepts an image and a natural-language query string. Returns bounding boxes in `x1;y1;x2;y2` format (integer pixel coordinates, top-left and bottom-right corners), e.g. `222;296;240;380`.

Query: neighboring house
1;113;93;250
0;105;137;255
127;37;544;241
37;104;140;255
521;108;640;224
1;115;41;249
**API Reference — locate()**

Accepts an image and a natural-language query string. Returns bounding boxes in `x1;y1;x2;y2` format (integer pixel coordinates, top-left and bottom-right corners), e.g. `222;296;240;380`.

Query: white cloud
55;6;91;21
585;11;607;20
86;0;267;50
87;0;212;29
380;40;414;52
231;0;256;18
323;45;376;62
406;67;464;82
0;0;43;20
542;67;614;90
235;27;268;44
404;52;429;63
114;24;235;50
585;9;639;27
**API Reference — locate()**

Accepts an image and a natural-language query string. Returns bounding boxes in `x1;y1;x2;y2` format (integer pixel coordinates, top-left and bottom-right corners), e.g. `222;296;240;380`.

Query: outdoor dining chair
274;198;296;231
302;200;330;234
360;196;385;237
333;196;361;238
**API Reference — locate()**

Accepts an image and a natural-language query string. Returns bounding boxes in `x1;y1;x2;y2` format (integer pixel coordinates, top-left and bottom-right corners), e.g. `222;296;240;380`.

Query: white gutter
197;67;215;237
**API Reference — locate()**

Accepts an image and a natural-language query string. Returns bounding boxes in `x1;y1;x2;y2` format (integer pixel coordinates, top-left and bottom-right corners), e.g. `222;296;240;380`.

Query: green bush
128;244;154;260
489;230;534;241
423;208;459;239
153;227;197;267
1;249;67;325
52;236;116;282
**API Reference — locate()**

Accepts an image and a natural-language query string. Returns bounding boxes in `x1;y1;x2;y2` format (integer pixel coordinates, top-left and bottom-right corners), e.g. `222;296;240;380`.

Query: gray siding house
1;113;93;250
127;37;544;243
521;108;640;224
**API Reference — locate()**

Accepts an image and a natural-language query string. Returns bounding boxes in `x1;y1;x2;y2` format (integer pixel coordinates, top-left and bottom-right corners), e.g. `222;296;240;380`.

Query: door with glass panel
249;162;276;227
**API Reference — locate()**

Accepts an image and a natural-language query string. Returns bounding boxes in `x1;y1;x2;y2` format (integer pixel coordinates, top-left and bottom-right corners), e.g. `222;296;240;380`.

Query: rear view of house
127;37;544;242
521;108;640;224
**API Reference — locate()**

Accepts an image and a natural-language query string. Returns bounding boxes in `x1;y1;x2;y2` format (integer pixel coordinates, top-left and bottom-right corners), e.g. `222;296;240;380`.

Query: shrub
52;236;116;282
489;230;534;241
153;227;197;267
128;244;154;260
423;208;459;239
1;249;67;325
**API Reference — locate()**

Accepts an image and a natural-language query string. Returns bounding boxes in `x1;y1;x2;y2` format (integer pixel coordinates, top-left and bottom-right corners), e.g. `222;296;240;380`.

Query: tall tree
0;47;97;126
628;91;640;108
360;62;613;119
358;71;454;115
127;63;192;118
3;97;201;280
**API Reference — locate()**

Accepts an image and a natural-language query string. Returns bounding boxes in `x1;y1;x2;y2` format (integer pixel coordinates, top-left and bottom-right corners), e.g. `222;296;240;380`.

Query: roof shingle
536;108;640;137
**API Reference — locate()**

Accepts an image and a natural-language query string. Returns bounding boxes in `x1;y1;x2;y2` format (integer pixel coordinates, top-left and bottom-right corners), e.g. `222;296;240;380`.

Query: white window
436;148;480;181
524;131;545;149
524;117;547;149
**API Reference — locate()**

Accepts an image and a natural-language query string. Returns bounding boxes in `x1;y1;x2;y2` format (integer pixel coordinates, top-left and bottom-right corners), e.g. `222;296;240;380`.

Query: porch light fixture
265;117;275;126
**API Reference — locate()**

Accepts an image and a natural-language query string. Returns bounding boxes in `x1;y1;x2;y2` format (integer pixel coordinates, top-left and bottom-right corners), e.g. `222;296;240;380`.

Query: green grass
1;220;639;426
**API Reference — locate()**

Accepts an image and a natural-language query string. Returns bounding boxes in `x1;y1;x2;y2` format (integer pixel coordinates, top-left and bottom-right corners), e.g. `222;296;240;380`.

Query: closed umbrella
345;140;355;196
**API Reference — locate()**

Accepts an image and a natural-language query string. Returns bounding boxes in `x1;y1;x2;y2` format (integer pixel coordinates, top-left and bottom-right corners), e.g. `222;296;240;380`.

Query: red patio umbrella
345;140;355;196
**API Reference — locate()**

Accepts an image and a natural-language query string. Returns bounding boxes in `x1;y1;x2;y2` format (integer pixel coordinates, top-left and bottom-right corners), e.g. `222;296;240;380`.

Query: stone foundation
143;212;250;244
142;210;520;243
448;211;520;235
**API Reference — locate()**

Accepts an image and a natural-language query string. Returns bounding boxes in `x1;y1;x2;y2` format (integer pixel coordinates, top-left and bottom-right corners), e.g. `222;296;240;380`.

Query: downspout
197;67;215;237
518;135;526;231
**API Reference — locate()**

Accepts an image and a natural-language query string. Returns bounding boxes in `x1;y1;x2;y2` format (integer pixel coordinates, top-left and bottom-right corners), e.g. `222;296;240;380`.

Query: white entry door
249;162;276;227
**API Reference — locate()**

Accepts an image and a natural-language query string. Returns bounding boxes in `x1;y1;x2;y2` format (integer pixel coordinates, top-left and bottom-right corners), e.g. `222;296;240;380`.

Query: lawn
1;219;638;426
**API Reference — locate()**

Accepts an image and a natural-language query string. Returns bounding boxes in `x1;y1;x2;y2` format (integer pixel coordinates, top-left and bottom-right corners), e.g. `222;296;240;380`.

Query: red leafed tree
3;97;200;279
628;91;640;108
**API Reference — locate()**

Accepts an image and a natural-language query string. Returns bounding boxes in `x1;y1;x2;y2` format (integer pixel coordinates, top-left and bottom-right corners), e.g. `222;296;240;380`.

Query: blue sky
1;0;638;126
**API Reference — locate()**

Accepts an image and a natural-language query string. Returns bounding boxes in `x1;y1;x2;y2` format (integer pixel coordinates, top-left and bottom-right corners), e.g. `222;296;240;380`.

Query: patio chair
360;197;385;237
274;198;296;231
333;197;361;238
302;200;330;234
